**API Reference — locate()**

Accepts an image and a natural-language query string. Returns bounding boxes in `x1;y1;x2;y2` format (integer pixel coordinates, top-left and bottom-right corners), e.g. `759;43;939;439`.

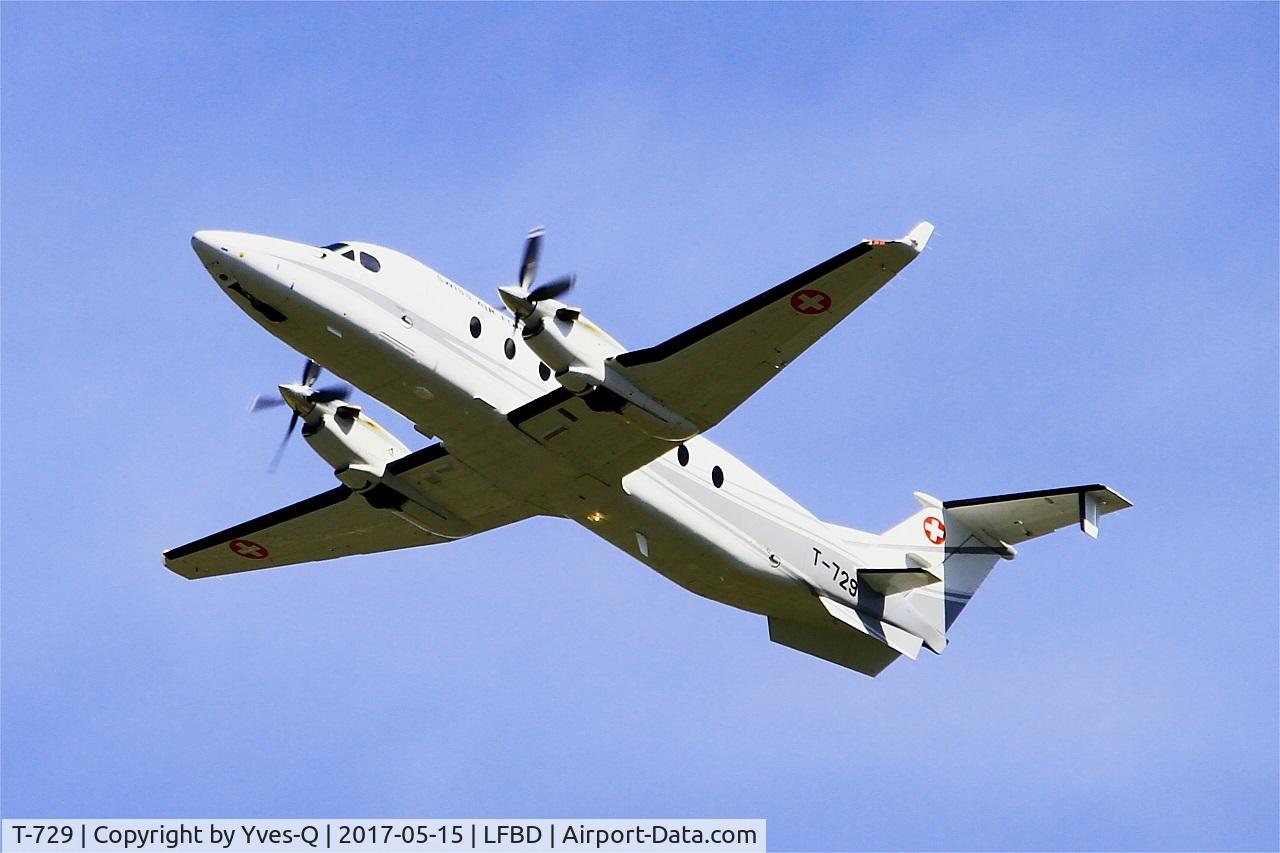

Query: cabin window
504;338;516;360
677;445;690;467
711;465;724;488
360;252;381;273
469;316;482;338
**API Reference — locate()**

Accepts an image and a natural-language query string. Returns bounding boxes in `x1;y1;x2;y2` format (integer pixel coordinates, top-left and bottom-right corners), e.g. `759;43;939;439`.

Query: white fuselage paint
192;231;898;621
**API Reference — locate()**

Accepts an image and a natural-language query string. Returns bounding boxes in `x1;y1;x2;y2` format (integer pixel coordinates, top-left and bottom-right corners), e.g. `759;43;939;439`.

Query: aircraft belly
646;460;833;573
437;420;799;612
591;469;806;615
441;419;821;617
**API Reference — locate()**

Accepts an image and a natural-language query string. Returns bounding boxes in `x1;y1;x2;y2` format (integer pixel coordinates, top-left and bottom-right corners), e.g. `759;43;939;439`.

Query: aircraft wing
503;226;934;485
164;444;534;578
612;223;933;431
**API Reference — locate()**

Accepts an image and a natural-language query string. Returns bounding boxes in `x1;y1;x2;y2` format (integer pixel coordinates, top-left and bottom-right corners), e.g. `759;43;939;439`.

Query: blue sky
2;3;1276;850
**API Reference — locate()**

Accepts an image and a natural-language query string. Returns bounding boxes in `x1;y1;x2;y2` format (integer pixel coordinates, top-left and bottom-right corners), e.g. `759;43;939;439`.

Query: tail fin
868;496;1000;652
834;485;1131;656
877;496;1003;644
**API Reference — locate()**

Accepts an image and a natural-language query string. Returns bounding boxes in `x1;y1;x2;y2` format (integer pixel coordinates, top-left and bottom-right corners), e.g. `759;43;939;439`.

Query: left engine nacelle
301;406;473;540
302;403;410;474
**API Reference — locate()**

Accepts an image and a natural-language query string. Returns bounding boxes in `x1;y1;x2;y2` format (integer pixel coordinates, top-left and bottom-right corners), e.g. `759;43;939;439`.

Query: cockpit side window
342;249;356;261
359;252;381;273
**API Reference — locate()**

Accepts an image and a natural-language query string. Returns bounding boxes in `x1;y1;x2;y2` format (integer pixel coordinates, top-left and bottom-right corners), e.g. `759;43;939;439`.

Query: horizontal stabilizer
818;595;923;660
944;484;1131;545
857;566;940;596
767;617;902;676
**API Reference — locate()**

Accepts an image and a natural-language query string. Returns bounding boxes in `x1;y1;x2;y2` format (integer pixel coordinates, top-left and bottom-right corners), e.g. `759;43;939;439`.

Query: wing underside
945;484;1132;544
164;444;535;578
613;226;932;431
502;227;933;484
768;616;903;677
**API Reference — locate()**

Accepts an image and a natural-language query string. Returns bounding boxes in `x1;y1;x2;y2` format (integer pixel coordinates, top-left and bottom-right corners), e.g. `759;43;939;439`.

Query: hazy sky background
3;3;1276;851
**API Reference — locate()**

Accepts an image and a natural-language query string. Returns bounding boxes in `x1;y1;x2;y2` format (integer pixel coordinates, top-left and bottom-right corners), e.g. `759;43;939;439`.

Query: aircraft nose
191;230;230;265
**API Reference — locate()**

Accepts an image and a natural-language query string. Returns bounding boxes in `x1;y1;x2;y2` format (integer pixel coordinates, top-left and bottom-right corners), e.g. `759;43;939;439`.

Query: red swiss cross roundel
922;516;946;545
790;289;831;315
229;538;269;559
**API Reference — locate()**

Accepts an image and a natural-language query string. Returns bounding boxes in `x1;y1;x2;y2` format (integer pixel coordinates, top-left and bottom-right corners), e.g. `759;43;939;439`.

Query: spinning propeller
248;358;351;471
498;227;576;329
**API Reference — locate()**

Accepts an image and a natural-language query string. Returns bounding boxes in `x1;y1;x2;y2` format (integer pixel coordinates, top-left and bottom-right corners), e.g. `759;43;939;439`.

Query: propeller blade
528;274;574;303
249;394;287;412
310;383;352;403
301;358;322;388
498;284;535;318
268;410;300;472
519;227;544;291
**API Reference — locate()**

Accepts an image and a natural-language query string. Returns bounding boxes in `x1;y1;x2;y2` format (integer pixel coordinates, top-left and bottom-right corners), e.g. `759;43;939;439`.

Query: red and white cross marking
923;515;946;545
790;289;831;315
229;538;269;559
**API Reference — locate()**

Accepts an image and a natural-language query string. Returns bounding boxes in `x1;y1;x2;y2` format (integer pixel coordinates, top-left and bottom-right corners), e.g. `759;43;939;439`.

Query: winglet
901;221;935;253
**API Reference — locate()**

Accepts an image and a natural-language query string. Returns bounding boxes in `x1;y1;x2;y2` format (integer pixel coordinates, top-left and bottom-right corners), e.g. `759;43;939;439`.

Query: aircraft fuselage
191;230;885;622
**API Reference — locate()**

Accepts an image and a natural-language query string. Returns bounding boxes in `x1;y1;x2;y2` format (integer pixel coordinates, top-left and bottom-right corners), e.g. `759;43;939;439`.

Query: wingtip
1093;485;1134;510
902;221;935;252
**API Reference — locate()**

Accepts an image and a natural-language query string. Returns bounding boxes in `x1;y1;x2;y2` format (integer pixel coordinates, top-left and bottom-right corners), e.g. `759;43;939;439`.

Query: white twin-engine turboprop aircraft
165;223;1130;675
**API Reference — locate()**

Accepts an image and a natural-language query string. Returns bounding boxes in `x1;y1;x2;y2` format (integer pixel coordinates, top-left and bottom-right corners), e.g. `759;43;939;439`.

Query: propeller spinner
249;358;351;471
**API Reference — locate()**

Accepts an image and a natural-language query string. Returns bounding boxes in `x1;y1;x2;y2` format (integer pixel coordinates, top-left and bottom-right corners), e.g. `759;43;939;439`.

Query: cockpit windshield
319;242;381;273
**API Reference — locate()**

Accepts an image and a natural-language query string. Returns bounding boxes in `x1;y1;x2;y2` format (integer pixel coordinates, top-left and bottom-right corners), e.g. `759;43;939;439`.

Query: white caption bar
3;820;765;853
